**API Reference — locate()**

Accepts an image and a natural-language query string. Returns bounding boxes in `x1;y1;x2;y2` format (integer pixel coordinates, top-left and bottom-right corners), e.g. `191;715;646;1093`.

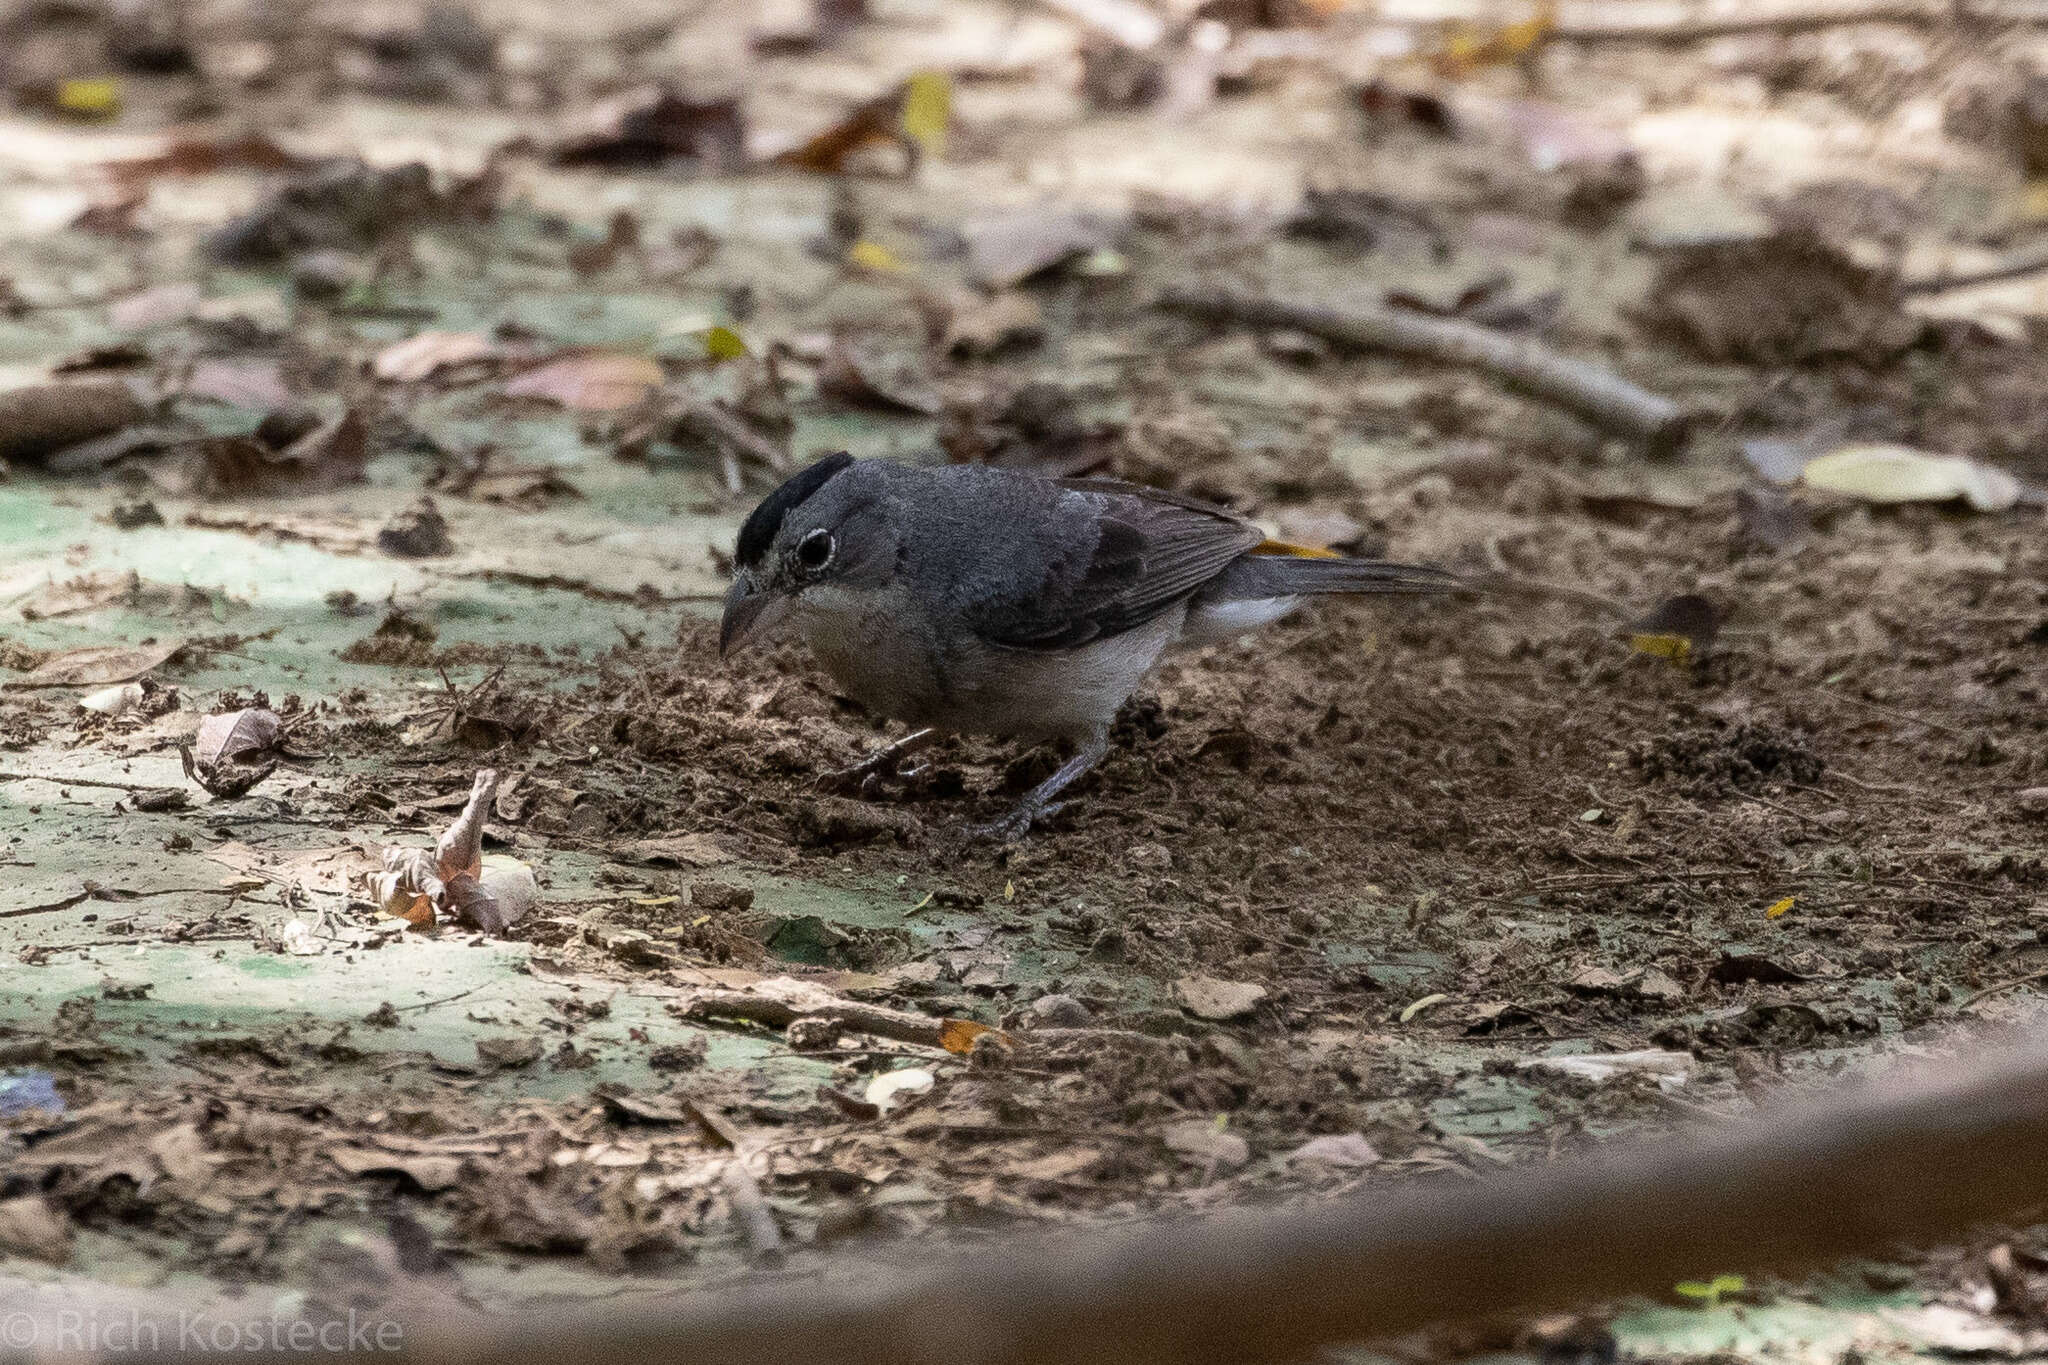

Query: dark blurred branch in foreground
374;1032;2048;1365
1160;286;1693;456
1545;0;2048;42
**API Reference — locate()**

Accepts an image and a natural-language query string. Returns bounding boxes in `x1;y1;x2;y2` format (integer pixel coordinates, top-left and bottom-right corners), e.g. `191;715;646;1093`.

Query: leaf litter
0;0;2046;1351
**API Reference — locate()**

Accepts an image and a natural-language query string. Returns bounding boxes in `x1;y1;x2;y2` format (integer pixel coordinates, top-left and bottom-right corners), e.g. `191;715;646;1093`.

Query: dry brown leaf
193;708;282;769
107;132;309;187
184;357;292;410
817;338;940;415
374;330;501;383
182;707;284;798
2;641;182;688
939;1018;1015;1055
505;352;663;410
204;408;369;496
0;381;147;463
552;87;746;170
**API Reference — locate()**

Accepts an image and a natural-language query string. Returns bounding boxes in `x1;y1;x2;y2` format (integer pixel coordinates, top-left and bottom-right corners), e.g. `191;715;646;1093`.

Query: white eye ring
795;529;834;572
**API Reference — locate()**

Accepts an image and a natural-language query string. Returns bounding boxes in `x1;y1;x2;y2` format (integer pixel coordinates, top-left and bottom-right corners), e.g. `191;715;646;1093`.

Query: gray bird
719;452;1463;838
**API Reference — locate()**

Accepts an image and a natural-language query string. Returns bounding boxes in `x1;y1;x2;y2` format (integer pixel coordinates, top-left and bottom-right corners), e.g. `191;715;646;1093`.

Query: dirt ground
4;0;2048;1359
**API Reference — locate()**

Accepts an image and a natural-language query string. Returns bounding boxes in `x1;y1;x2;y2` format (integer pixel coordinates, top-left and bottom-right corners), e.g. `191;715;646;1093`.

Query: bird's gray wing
968;480;1263;651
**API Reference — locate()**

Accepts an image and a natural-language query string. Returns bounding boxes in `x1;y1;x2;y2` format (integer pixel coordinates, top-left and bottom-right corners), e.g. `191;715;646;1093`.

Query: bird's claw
965;799;1066;843
817;752;908;797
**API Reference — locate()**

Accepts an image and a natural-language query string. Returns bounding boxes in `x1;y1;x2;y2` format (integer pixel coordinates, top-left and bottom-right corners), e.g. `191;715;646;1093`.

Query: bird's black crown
735;451;854;570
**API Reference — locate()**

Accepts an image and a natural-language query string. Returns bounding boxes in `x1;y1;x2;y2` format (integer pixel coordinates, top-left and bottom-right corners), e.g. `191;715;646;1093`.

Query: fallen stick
681;978;946;1048
1901;237;2048;296
1159;287;1694;456
1550;0;2048;41
397;1030;2048;1365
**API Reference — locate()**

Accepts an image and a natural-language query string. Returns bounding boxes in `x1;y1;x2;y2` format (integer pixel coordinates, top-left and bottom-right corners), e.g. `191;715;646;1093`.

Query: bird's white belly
793;588;1183;742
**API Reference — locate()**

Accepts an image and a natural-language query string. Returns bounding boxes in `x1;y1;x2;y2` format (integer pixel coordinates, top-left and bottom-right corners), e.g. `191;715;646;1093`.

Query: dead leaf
773;85;915;175
184;358;292;411
181;708;284;799
962;209;1119;289
1286;1133;1382;1170
194;708;277;766
0;381;147;463
1173;975;1267;1021
1161;1118;1249;1171
939;290;1045;358
505;352;663;410
476;1035;543;1068
3;642;182;688
816;338;940;415
183;409;369;497
373;330;500;383
553;86;746;170
938;1018;1014;1055
372;770;533;934
107;132;309;188
0;1196;72;1265
1802;444;2021;512
108;282;202;331
1522;1049;1691;1091
327;1147;465;1192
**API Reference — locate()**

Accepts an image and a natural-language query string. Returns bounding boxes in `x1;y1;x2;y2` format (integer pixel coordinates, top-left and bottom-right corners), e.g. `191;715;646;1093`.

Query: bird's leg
816;728;937;797
969;730;1110;842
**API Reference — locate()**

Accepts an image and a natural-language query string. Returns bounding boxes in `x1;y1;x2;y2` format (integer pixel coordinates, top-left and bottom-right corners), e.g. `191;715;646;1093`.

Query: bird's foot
964;798;1067;843
815;730;936;798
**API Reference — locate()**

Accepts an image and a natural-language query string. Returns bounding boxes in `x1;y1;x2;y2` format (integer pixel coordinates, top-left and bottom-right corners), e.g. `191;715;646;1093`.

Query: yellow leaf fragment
900;71;951;160
846;240;907;274
702;324;749;360
58;78;121;118
1629;633;1693;666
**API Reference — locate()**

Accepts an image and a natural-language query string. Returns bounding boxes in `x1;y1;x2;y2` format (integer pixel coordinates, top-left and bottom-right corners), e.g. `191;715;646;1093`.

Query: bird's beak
719;575;788;658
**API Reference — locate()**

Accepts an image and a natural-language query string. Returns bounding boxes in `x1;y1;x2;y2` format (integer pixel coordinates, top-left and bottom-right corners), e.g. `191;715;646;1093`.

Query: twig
1551;0;2040;43
1902;237;2048;296
672;401;793;484
1159;287;1694;455
720;1160;786;1267
682;986;948;1049
1957;970;2048;1012
0;770;174;792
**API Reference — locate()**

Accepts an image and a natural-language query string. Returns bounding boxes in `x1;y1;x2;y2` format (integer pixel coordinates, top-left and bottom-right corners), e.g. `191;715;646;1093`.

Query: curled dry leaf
181;707;284;798
373;330;501;383
372;769;537;934
505;352;663;410
194;708;282;768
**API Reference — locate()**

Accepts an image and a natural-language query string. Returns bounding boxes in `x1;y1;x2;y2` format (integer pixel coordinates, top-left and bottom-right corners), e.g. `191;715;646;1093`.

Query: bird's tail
1206;547;1466;600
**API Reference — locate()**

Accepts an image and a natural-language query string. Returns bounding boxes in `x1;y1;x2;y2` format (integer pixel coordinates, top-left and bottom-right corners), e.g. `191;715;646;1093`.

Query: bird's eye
795;529;834;572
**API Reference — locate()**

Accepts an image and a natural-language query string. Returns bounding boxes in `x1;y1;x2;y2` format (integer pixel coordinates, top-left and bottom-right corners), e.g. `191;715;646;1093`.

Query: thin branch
1159;287;1694;455
397;1035;2048;1365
